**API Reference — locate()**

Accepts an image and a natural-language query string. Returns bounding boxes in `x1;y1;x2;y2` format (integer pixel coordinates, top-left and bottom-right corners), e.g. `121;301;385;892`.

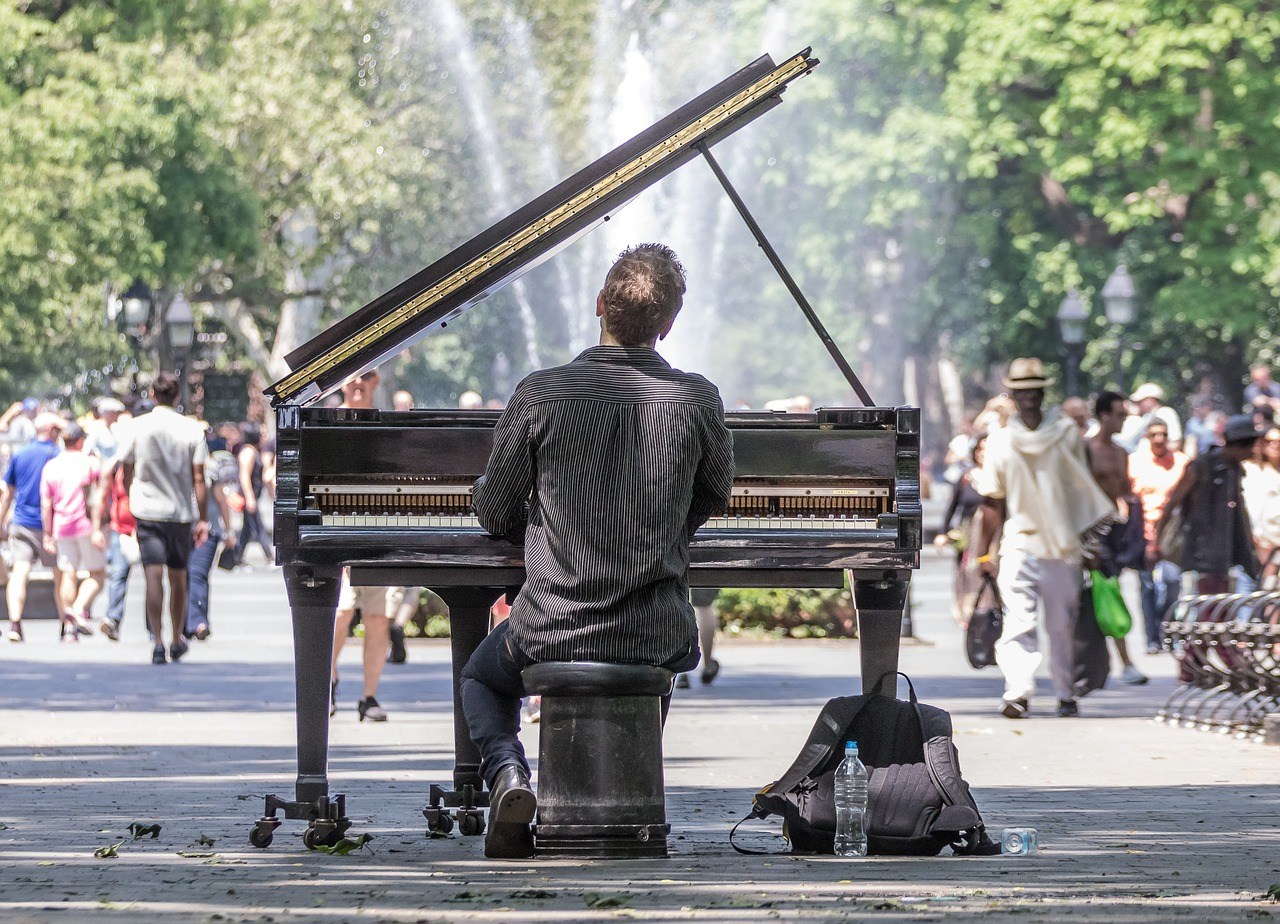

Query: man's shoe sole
484;822;535;859
491;783;537;826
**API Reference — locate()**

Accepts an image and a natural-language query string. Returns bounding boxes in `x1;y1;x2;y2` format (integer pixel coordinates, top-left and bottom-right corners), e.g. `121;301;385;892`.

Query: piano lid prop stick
695;140;876;408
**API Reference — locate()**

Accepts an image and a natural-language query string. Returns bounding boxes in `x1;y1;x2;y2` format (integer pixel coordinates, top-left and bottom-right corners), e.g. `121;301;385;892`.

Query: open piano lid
266;49;818;408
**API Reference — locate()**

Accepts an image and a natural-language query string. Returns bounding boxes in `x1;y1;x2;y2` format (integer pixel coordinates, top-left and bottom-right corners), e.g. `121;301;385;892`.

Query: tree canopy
4;0;1279;426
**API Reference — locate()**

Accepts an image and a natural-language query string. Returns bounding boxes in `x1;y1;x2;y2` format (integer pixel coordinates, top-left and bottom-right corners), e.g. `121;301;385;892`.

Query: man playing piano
461;242;734;858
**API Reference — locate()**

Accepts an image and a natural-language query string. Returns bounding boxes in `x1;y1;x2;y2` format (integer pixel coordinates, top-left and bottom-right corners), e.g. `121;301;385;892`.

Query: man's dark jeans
1138;561;1181;647
460;620;700;789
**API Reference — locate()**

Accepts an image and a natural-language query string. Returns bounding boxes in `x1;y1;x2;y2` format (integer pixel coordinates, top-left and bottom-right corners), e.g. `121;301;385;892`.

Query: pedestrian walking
972;358;1114;719
0;412;64;642
234;423;272;566
184;443;238;641
116;373;210;664
94;456;137;641
328;367;404;722
1119;383;1183;453
1129;420;1190;651
40;423;105;640
934;433;988;623
1156;414;1262;594
676;588;722;688
1084;391;1146;685
1241;425;1280;586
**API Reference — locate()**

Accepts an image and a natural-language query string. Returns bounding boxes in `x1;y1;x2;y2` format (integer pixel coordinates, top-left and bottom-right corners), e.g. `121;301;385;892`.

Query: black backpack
731;674;998;856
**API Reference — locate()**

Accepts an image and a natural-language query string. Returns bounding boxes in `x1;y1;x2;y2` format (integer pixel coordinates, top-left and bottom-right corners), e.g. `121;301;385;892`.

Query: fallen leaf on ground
177;851;216;858
128;823;162;839
308;833;374;856
94;842;123;859
585;893;632;909
511;889;555;899
1263;883;1280;903
196;835;216;847
37;861;55;867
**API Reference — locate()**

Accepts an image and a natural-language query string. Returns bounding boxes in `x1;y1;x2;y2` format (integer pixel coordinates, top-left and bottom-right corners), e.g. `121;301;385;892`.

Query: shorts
690;587;720;608
56;534;106;573
8;524;54;567
135;519;194;570
337;570;406;618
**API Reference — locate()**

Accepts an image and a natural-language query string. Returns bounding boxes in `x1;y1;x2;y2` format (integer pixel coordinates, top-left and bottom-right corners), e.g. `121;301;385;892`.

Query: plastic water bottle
833;740;868;857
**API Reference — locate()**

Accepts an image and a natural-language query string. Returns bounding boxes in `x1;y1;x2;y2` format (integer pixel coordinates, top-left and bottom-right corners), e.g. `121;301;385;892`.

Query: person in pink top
1128;420;1190;652
40;423;105;641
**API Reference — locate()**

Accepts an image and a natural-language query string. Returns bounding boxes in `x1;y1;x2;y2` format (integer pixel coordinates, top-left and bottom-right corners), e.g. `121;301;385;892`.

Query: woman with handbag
184;446;239;641
934;434;987;625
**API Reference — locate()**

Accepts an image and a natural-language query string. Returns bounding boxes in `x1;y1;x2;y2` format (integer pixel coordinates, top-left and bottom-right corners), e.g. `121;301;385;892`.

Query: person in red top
1128;420;1190;652
94;454;138;641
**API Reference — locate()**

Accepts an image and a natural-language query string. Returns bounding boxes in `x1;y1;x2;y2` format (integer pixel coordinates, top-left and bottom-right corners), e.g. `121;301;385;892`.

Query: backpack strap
728;805;782;855
767;695;868;797
923;736;999;855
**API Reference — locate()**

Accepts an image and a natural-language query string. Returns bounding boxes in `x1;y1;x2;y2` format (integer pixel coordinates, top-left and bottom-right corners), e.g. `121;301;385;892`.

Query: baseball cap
1129;383;1164;403
33;412;64;433
21;398;38;413
97;397;126;414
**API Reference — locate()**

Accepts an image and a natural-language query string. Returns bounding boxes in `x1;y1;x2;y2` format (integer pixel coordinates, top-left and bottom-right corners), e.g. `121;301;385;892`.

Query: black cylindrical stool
521;661;674;858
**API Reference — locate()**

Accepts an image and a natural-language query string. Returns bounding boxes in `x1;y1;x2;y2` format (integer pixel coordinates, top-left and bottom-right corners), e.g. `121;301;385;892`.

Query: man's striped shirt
472;345;734;665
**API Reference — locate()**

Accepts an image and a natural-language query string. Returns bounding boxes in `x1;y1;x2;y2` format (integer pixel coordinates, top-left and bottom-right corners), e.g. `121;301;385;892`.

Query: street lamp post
1056;288;1087;397
1101;263;1138;394
106;281;154;398
165;292;197;411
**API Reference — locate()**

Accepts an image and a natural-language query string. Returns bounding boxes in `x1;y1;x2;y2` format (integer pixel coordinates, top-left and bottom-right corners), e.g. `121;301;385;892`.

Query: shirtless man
1086;390;1147;684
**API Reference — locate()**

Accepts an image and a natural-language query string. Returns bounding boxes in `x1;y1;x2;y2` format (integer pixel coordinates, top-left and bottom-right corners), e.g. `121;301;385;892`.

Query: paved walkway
1;550;1277;922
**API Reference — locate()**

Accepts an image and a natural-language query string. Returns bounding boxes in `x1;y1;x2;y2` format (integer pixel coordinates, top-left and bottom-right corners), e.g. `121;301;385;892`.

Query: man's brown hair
152;371;180;406
600;243;686;346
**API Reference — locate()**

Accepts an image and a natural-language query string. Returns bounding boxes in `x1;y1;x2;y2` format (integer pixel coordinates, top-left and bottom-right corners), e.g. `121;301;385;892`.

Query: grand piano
251;49;921;848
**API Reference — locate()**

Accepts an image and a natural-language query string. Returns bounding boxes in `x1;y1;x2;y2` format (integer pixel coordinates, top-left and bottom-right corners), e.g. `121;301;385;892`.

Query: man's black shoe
170;639;189;662
485;765;536;859
1057;699;1079;718
151;644;167;665
388;624;407;663
700;658;721;685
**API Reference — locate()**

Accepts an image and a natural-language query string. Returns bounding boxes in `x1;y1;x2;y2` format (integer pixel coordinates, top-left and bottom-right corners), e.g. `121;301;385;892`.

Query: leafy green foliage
6;0;1280;415
308;833;374;855
717;586;856;639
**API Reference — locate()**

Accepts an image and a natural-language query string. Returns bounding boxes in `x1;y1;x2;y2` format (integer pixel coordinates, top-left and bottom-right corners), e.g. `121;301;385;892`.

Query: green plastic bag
1089;570;1132;639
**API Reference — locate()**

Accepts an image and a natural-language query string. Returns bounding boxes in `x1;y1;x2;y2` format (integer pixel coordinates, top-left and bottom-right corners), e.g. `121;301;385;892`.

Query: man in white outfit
972;358;1114;719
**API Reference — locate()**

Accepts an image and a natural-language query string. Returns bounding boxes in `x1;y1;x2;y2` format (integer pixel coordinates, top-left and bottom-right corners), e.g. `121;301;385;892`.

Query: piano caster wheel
458;809;485;837
425;809;454;836
303;820;349;850
249;820;278;849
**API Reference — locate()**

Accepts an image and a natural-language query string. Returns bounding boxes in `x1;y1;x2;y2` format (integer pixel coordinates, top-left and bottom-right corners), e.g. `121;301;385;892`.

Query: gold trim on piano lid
270;51;816;405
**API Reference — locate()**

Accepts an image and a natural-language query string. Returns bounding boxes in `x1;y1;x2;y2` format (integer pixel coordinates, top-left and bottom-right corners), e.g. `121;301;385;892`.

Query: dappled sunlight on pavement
1;557;1277;921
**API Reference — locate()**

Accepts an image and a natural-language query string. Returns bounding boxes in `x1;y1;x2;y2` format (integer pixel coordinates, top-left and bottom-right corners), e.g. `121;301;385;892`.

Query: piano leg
250;565;350;849
420;586;501;838
853;570;911;697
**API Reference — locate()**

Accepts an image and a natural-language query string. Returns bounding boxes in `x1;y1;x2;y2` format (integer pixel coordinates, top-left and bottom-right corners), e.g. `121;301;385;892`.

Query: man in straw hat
972;358;1115;719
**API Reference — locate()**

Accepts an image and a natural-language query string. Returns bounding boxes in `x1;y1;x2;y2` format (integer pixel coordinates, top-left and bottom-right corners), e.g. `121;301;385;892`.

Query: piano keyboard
319;513;878;531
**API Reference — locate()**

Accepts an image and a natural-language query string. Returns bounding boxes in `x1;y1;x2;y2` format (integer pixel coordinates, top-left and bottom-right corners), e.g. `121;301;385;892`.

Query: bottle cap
846;740;857;751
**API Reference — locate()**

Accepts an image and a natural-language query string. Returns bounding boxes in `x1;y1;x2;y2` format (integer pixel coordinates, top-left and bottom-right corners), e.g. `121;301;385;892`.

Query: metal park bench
1156;591;1280;743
